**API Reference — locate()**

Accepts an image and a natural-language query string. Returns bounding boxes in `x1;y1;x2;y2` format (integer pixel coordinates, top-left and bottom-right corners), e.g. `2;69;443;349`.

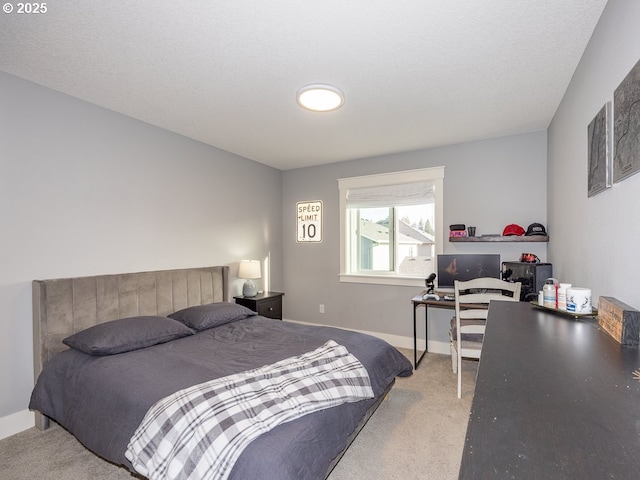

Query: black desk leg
413;303;428;369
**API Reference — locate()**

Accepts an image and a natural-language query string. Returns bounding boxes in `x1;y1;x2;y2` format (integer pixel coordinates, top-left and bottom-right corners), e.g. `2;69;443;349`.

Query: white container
557;283;572;311
566;287;592;314
538;290;544;306
543;283;556;308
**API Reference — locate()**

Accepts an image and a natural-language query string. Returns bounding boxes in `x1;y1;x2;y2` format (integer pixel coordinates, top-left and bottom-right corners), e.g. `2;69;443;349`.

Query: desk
411;291;486;369
411;291;455;368
459;301;640;479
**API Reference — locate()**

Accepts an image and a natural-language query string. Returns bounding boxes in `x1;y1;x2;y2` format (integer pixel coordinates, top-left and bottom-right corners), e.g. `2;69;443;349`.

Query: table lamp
238;260;261;297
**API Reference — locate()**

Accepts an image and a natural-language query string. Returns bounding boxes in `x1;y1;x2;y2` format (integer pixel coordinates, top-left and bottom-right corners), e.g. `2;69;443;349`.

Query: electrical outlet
319;304;325;314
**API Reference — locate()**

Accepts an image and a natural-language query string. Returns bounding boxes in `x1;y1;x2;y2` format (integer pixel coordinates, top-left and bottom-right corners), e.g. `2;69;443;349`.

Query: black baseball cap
525;223;547;236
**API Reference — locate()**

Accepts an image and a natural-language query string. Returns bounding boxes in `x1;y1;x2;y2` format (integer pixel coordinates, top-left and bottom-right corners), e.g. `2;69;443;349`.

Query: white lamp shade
238;260;261;279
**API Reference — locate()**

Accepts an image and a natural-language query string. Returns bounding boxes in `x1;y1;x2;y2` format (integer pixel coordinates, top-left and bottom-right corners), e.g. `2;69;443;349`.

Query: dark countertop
459;301;640;480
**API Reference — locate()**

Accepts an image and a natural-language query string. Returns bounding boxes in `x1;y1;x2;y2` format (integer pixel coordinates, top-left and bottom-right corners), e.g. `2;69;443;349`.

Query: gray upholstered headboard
31;265;229;429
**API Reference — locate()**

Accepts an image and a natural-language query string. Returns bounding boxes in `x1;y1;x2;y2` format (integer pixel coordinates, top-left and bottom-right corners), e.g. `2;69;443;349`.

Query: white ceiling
1;1;608;170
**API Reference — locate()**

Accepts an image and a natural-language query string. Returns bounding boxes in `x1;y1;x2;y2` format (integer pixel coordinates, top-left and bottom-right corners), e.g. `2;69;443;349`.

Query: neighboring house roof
359;218;390;244
399;221;434;245
359;219;431;246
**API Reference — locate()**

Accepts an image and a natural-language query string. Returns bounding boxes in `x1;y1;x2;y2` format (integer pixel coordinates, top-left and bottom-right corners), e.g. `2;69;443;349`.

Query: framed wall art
587;101;612;197
613;58;640;183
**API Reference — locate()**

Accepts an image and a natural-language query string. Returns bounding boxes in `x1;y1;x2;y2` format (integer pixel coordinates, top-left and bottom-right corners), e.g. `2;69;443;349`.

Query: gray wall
548;0;640;308
282;132;547;348
0;72;283;422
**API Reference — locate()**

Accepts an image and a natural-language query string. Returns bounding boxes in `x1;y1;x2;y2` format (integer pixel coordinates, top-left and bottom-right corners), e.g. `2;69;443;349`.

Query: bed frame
32;265;229;430
31;264;393;479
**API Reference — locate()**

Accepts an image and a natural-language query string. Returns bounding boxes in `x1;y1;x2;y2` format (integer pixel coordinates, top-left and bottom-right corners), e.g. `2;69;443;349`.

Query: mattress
30;315;412;479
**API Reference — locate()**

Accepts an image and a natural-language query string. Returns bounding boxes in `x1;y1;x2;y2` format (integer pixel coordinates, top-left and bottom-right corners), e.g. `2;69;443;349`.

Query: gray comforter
30;317;412;480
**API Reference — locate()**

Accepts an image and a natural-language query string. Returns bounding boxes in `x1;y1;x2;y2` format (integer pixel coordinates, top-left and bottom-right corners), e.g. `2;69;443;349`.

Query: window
339;167;444;286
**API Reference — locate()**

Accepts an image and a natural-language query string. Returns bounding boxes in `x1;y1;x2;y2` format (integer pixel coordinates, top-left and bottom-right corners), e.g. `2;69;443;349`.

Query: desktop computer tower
501;262;553;302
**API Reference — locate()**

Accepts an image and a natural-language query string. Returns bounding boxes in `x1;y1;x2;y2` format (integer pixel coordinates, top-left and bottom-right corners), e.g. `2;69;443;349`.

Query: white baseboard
283;318;452;356
0;409;34;440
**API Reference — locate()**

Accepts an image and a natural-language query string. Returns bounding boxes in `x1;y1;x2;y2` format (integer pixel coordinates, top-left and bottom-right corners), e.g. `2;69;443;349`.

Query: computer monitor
436;254;501;291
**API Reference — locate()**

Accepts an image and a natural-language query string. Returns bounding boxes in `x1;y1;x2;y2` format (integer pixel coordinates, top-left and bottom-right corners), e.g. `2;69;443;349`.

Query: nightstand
234;291;284;320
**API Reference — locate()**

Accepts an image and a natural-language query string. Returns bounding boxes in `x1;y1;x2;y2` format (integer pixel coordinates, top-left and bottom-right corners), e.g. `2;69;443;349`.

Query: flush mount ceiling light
296;84;345;112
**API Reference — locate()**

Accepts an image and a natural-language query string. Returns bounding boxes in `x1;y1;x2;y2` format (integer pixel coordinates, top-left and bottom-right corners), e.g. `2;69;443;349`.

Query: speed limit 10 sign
296;201;322;243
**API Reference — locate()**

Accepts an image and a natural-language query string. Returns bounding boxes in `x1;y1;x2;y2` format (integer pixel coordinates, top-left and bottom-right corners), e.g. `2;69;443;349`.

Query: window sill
339;274;425;287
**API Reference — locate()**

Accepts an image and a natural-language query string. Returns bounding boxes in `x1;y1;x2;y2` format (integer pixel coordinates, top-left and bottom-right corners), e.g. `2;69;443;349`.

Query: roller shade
346;180;435;208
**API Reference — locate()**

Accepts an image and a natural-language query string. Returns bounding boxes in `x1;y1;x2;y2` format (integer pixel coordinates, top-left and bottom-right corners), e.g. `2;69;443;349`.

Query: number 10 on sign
297;201;322;243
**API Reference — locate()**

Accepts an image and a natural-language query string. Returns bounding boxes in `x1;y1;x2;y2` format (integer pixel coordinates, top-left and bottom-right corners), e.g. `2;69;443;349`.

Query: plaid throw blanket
125;340;374;480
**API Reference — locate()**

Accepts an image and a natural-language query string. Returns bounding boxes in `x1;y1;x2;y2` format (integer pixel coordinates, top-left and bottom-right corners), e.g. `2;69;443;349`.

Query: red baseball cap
502;224;525;236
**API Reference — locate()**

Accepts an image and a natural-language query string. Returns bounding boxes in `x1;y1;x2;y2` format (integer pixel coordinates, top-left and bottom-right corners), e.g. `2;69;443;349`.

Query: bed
29;265;412;480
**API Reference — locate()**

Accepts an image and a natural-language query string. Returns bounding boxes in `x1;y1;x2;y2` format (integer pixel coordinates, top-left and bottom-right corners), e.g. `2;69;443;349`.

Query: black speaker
501;262;553;302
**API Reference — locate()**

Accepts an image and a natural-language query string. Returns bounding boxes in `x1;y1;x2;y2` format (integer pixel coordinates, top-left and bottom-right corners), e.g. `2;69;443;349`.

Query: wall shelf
449;236;548;243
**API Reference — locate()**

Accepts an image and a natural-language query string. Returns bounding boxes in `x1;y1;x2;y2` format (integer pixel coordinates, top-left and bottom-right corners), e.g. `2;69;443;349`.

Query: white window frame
338;166;444;287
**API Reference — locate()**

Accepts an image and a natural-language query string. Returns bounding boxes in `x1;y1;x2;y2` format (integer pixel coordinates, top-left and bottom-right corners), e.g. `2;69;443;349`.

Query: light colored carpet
0;351;478;480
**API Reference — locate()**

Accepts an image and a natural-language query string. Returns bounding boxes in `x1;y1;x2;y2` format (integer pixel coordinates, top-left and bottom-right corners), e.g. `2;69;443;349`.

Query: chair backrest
453;277;520;398
454;277;521;324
